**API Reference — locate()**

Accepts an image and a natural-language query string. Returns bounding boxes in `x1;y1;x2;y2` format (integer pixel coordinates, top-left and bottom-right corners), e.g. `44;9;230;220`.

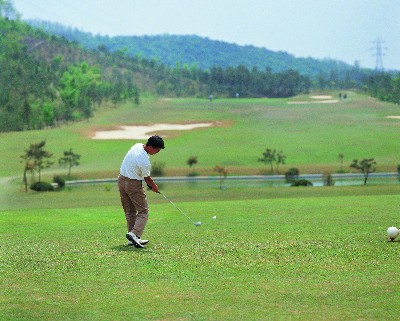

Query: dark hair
146;135;165;149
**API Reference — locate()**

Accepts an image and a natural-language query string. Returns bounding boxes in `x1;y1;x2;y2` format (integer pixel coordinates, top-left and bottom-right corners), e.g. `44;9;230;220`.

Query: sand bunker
310;95;333;99
386;116;400;119
288;99;339;105
288;95;339;104
93;123;212;139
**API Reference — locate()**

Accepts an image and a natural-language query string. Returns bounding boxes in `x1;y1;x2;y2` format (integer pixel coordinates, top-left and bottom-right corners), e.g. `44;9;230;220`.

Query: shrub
214;165;228;190
53;175;66;189
152;161;166;176
30;181;54;192
322;172;335;186
285;167;300;183
187;156;198;176
291;179;313;187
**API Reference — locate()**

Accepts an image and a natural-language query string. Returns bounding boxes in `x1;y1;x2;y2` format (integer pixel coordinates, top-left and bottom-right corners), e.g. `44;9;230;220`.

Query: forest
1;1;399;132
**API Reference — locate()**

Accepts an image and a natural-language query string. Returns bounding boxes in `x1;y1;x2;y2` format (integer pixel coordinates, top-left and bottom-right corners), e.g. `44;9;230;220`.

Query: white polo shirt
119;143;151;180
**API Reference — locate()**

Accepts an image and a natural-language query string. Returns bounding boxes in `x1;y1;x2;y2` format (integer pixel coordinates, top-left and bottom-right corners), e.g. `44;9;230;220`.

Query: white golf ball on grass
387;226;399;241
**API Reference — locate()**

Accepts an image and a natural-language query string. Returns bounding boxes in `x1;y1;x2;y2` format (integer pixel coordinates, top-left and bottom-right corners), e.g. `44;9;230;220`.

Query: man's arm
144;176;158;193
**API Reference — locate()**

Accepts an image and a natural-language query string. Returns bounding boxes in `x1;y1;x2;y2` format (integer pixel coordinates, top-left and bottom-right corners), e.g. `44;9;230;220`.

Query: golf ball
387;226;399;240
212;216;216;220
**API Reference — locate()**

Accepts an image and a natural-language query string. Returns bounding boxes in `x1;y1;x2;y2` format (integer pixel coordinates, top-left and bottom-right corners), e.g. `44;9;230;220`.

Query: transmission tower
371;38;387;71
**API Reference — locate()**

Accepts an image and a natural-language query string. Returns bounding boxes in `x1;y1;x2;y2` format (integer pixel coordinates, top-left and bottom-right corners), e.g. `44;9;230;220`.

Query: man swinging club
118;135;165;248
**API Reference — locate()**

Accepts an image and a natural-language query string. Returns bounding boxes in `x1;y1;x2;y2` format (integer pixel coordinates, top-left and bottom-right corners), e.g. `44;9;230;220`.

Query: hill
1;2;399;133
27;19;359;78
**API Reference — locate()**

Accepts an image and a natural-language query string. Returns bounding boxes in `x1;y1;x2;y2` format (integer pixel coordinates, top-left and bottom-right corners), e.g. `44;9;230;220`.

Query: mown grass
1;187;399;320
1;92;400;178
1;93;400;320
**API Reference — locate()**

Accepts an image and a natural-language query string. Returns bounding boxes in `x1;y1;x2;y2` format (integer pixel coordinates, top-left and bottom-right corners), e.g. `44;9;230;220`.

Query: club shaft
158;192;196;224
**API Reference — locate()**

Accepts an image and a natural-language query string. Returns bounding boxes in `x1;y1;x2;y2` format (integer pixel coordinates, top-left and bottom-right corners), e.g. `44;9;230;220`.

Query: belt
118;175;141;182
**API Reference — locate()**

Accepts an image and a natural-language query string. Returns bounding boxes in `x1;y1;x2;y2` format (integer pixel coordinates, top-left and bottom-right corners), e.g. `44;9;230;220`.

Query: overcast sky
12;0;400;70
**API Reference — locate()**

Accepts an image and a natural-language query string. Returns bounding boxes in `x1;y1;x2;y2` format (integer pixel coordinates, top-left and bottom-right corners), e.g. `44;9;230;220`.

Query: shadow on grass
110;245;154;252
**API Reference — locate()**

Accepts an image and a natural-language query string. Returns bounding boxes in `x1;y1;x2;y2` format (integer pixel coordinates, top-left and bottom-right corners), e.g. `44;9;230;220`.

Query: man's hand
150;183;159;193
146;182;159;193
144;176;159;193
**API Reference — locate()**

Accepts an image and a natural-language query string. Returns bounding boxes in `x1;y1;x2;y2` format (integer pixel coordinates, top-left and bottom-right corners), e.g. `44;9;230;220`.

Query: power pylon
371;38;387;71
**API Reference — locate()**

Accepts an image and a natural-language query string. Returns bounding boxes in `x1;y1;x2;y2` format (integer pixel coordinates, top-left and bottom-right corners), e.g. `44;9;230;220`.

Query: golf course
1;93;400;320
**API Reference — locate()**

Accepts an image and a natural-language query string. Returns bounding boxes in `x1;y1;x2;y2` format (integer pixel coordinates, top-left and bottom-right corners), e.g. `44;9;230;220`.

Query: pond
149;173;400;189
66;173;400;189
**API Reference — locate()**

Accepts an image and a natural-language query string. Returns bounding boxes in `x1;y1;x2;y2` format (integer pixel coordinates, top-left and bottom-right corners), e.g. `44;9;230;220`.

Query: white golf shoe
127;239;149;246
125;232;144;248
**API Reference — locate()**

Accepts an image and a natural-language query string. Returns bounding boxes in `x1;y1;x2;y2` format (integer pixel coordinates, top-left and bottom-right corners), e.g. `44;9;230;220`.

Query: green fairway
1;92;400;179
1;186;399;320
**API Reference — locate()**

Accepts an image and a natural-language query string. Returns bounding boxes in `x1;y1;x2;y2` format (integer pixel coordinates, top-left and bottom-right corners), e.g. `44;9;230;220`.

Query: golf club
157;190;202;227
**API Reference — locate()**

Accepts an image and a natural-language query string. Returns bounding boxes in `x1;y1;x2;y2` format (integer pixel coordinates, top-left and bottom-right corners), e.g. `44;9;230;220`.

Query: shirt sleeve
141;164;151;178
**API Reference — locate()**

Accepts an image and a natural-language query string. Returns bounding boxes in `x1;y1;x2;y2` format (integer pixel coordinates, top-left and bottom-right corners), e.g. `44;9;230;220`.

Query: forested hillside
30;19;359;78
1;0;399;133
25;19;400;105
0;16;145;131
0;13;308;132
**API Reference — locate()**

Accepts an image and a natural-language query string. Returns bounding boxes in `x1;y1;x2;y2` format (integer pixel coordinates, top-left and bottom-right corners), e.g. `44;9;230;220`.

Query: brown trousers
118;175;149;238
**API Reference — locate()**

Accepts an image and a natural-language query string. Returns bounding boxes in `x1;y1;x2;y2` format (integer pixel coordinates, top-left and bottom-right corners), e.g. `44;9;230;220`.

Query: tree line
0;12;140;132
362;71;400;105
1;1;400;133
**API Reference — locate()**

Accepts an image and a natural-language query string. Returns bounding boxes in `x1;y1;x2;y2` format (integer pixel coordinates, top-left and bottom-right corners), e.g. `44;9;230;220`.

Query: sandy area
310;95;333;99
386;116;400;119
288;99;339;105
287;95;339;104
92;123;212;139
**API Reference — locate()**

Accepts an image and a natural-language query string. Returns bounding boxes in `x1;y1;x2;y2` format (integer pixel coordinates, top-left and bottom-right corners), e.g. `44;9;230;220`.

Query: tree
214;165;228;190
276;150;286;172
258;148;276;173
59;148;81;177
285;167;300;184
21;140;53;183
350;158;377;185
397;164;400;182
338;153;345;172
187;156;198;175
322;172;335;186
0;0;19;19
59;62;101;122
21;159;36;192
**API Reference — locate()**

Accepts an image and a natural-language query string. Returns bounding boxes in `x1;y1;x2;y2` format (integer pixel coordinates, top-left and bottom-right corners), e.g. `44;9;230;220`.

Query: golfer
118;135;165;248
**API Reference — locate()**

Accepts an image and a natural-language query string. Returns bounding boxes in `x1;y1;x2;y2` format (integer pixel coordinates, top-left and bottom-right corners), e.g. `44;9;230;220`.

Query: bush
322;172;335;186
285;167;300;183
53;175;66;189
152;161;166;176
30;181;54;192
291;179;313;187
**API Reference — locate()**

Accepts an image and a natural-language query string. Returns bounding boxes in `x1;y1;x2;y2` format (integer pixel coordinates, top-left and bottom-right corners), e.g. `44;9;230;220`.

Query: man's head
145;135;165;155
